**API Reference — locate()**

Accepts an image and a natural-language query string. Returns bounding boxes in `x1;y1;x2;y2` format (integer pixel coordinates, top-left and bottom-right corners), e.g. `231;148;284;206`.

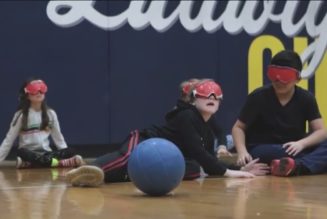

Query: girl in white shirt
0;79;83;168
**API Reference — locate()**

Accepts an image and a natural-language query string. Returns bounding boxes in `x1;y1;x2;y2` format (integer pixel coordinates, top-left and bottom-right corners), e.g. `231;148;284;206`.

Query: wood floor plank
0;166;326;219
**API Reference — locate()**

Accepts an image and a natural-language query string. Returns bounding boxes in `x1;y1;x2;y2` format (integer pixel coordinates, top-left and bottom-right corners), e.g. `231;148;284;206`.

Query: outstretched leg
66;130;141;186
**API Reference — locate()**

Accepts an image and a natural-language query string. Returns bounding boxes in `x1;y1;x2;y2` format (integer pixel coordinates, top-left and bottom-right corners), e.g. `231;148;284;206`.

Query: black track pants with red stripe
91;130;141;183
92;130;201;182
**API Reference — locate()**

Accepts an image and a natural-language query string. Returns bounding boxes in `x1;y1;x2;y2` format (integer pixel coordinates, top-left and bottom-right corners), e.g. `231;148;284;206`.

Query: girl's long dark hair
15;78;50;131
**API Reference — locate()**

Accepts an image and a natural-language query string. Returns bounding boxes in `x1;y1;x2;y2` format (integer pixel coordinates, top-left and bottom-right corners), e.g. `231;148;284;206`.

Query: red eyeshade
267;65;300;84
24;80;48;95
182;79;199;95
193;81;223;99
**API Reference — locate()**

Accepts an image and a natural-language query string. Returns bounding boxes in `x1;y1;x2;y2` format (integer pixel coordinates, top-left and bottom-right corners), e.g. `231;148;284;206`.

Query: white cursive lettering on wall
46;0;327;79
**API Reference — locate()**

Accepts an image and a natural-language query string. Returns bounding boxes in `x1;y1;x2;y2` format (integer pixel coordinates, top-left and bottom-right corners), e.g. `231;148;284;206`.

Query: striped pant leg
92;130;141;182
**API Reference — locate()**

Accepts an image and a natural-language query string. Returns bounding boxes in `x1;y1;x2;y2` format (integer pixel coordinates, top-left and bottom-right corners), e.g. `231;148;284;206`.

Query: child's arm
0;112;22;162
49;110;68;149
209;119;227;146
176;112;228;175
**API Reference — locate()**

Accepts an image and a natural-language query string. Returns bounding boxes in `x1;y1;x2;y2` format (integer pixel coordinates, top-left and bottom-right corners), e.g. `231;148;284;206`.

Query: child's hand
283;141;305;156
216;145;232;158
224;169;255;178
237;151;253;166
240;158;270;176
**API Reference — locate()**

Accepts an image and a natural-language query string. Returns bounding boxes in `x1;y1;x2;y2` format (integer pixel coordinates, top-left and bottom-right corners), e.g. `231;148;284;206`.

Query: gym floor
0;161;326;219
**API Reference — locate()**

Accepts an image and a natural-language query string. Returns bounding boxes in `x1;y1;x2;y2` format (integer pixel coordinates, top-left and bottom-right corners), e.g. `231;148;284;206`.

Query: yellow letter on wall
248;35;284;93
294;37;308;90
315;52;327;127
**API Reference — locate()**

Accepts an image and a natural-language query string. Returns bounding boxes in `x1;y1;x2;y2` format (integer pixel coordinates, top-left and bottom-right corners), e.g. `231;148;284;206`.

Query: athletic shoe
16;157;32;169
59;155;84;168
66;165;104;187
271;157;296;176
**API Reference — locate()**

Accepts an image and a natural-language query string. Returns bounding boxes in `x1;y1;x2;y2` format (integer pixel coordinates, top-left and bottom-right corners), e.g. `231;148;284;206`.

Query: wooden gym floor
0;161;326;219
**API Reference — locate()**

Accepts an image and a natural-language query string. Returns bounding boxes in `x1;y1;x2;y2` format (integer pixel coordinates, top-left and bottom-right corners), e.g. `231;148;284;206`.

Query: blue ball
127;138;185;196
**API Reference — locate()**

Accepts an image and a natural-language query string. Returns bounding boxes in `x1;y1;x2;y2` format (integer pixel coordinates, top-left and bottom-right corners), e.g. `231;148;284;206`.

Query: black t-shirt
141;106;229;175
238;85;321;145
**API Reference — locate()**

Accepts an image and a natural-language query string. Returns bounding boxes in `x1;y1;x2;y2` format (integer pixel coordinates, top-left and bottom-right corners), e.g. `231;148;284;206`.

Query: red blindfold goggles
267;65;300;84
193;81;223;100
24;80;48;95
182;80;199;95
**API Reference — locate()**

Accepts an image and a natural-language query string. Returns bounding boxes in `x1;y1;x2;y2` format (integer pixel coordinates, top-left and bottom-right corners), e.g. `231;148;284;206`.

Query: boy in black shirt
232;50;327;176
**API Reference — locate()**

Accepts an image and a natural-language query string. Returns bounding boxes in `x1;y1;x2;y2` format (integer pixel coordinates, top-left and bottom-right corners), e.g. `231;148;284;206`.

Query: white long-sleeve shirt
0;108;68;162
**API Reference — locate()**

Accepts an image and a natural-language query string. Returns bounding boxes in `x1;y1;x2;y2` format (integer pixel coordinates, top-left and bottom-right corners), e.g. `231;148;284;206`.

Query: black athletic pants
17;147;76;167
92;130;201;183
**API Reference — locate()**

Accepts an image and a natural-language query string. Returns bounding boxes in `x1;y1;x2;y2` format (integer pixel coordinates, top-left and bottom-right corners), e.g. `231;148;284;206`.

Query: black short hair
271;50;303;72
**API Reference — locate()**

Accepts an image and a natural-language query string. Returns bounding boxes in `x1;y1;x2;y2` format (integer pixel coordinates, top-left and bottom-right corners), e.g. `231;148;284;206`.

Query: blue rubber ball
128;138;185;196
